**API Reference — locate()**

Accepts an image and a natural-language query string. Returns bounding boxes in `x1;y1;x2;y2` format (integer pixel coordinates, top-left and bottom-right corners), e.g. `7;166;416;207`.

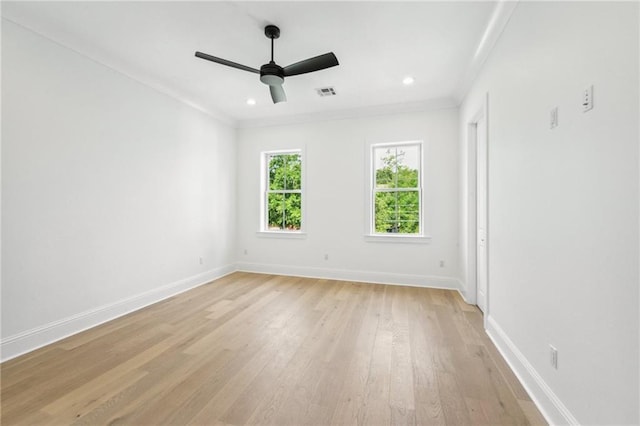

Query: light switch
583;85;594;112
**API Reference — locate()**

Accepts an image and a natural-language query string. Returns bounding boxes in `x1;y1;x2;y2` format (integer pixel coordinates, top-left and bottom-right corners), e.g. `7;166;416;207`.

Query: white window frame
258;149;306;238
365;140;431;243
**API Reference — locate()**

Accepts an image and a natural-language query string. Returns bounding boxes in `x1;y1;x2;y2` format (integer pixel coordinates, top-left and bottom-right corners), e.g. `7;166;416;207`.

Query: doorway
468;95;488;314
475;116;487;313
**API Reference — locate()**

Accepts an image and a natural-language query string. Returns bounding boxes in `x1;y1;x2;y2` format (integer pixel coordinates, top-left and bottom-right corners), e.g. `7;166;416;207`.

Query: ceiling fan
195;25;339;104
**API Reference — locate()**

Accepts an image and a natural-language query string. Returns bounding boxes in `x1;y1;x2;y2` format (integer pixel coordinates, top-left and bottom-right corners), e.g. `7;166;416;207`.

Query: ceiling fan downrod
265;25;279;63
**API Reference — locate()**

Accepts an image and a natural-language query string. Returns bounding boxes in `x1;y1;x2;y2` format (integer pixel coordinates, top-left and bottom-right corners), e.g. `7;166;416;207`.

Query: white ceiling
2;1;499;126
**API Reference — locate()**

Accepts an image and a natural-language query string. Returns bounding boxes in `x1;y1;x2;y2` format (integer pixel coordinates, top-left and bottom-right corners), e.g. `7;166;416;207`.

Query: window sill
364;234;432;244
256;231;307;239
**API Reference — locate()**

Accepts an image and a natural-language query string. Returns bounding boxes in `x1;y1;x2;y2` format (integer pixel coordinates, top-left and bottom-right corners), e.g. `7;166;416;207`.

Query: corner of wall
456;278;469;304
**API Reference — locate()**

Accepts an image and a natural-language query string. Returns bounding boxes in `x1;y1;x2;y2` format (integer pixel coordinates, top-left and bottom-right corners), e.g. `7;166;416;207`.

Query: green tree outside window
373;145;421;234
266;153;302;230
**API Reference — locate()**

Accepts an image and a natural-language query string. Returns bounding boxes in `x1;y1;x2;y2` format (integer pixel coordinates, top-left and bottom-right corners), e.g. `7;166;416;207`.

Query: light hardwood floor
1;272;546;425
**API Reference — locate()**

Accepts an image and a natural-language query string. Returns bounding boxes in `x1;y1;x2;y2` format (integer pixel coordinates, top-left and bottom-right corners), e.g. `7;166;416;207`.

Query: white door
476;118;488;312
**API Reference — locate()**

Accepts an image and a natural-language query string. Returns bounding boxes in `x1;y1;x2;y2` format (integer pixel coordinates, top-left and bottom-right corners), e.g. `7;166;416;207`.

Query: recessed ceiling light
403;76;415;86
246;98;256;106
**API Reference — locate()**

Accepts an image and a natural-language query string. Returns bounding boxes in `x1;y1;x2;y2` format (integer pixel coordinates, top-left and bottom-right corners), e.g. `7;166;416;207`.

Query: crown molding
454;0;520;104
236;97;458;129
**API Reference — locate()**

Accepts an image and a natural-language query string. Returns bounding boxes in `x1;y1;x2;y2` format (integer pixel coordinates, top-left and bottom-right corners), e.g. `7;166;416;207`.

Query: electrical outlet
582;85;594;112
324;254;329;261
550;345;558;369
243;249;248;255
199;257;203;265
439;260;445;267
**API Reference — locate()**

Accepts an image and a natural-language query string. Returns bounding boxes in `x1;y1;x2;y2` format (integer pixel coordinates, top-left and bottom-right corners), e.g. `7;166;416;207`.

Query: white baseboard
456;278;471;304
236;261;461;291
486;316;579;426
0;264;236;362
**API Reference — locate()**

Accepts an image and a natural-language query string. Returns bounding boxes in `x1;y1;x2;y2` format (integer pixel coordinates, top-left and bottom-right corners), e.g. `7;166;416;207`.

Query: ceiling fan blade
269;84;287;104
283;52;339;77
195;51;260;74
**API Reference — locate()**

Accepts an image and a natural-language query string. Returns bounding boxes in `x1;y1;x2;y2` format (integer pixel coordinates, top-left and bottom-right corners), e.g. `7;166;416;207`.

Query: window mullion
374;188;418;193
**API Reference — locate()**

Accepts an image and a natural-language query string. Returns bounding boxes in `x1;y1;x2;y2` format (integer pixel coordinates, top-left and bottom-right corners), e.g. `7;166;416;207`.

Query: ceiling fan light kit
195;25;339;104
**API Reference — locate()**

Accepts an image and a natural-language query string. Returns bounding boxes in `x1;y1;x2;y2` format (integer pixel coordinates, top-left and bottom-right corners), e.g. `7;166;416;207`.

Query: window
262;151;303;232
370;142;423;236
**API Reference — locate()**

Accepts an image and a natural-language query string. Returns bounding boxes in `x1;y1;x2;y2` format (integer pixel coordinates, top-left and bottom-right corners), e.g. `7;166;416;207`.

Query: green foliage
374;149;420;234
267;154;302;230
269;154;301;190
375;191;419;233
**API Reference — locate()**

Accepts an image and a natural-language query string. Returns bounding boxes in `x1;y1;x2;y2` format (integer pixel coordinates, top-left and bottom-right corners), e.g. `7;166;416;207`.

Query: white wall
236;109;459;288
1;21;237;360
459;2;639;424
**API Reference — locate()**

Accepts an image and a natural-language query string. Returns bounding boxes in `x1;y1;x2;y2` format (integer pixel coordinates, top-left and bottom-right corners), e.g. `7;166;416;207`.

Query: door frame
466;93;490;322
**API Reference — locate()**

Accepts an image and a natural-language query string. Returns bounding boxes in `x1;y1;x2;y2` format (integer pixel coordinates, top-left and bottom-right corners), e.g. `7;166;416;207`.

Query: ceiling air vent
316;87;337;97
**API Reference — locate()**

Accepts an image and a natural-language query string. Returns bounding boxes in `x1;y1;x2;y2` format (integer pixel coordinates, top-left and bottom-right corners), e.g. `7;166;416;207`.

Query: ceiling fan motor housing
264;25;280;39
260;62;284;86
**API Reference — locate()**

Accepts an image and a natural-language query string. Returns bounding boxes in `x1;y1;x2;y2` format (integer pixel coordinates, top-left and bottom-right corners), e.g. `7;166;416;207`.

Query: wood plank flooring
1;272;547;425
